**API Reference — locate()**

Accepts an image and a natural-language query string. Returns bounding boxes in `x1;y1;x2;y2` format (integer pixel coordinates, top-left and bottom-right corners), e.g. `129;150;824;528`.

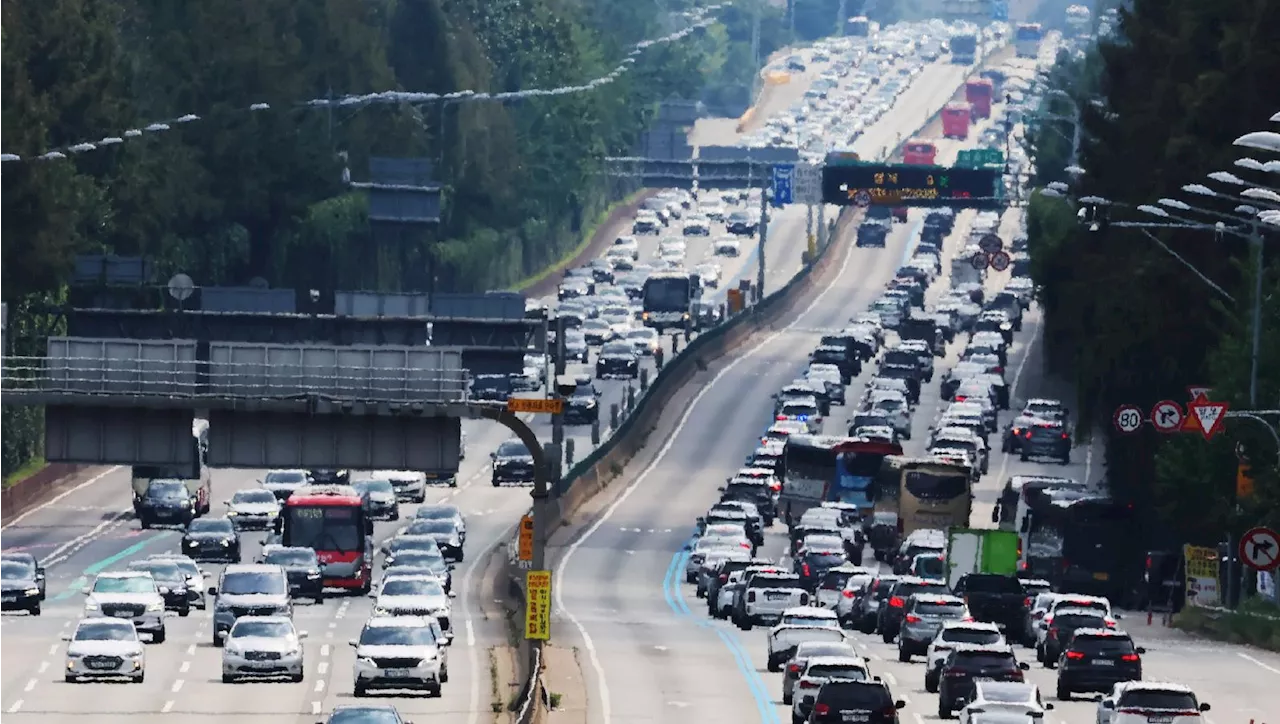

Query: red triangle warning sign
1188;401;1229;440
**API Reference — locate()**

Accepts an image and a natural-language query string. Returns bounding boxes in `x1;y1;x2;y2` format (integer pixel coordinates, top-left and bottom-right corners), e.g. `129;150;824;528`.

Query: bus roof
1016;22;1043;29
786;434;903;457
286;484;363;506
944;101;972;111
966;78;994;88
896;456;972;473
645;270;692;281
905;138;935;147
1008;475;1079;492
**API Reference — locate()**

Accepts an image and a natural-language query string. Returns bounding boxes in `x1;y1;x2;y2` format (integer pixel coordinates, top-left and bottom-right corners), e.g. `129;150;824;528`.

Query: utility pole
806;203;815;260
750;7;762;100
837;0;848;36
788;0;796;40
756;176;769;301
551;315;567;492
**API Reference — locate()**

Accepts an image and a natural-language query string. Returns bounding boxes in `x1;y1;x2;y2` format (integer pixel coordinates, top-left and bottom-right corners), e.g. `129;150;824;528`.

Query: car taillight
1121;653;1140;662
1048;627;1059;638
789;663;802;673
880;707;897;717
1024;596;1033;608
719;574;728;583
994;366;1003;373
1024;430;1033;439
962;616;974;622
1061;432;1069;439
741;542;751;549
1065;651;1085;660
955;395;967;401
1011;427;1022;436
889;596;904;608
842;590;855;598
802;564;811;577
747;591;756;603
1106;620;1117;628
814;703;830;716
905;614;922;623
799;680;819;689
776;415;786;420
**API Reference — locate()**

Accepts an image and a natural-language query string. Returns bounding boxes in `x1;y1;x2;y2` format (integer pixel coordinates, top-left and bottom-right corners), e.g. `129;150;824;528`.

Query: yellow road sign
518;515;534;561
507;397;563;414
524;570;551;641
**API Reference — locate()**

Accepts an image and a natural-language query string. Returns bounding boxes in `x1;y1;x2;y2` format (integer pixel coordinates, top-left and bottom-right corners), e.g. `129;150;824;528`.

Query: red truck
942;102;972;139
965;79;994;119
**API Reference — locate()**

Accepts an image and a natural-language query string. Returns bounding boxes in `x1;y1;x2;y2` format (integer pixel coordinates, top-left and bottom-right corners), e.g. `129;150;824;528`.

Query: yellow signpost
524;570;552;640
517;515;534;561
507;397;564;415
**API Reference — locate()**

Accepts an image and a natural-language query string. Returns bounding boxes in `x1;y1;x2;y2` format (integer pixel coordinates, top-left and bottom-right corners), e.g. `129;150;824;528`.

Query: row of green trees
0;0;795;478
1024;0;1280;547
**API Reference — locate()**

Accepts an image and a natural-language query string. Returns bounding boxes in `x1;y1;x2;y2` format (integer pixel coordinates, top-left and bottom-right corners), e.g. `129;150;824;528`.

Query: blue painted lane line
51;532;175;601
663;543;781;724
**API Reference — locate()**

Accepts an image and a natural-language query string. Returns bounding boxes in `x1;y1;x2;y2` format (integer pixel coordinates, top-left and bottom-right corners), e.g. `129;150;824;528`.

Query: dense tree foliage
0;0;775;478
1024;0;1280;546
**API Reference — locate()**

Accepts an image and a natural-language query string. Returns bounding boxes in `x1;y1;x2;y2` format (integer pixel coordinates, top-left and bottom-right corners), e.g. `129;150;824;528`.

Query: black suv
937;646;1029;718
1040;608;1109;665
1056;628;1144;699
137;479;196;528
563;386;600;425
491;439;536;486
1019;421;1072;464
808;680;905;724
795;549;847;591
260;546;325;603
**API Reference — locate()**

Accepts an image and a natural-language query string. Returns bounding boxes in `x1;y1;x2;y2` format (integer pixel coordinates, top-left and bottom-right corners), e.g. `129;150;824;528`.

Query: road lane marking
465;619;476;647
314;679;325;692
180;661;190;673
162;700;175;713
186;643;196;655
23;678;36;692
37;661;49;674
312;701;322;715
2;465;123;530
320;644;330;657
171;679;184;693
461;520;520;724
8;700;23;713
42;509;132;569
554;188;864;724
47;643;57;655
1239;652;1280;675
882;671;897;686
317;661;329;675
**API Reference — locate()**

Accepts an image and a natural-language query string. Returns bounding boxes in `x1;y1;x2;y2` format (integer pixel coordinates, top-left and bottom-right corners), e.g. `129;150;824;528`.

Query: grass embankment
507;190;647;293
1173;597;1280;652
3;457;46;488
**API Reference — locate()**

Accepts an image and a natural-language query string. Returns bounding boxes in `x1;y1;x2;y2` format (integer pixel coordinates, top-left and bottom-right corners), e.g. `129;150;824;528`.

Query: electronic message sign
820;160;1003;209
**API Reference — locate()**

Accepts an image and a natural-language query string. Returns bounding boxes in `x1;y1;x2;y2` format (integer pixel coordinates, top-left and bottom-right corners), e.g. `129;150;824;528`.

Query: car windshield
221;572;287;595
93;576;154;594
390;537;440;554
231;620;293;639
0;561;32;579
265;471;307;484
1056;613;1106;629
602;342;633;355
264;549;317;567
328;707;403;724
407;520;455;535
497;441;529;457
807;664;867;680
783;614;835;626
955;652;1016;669
232;490;276;504
415;505;459;520
915;600;966;616
359;625;437;646
147;482;187;499
388;551;444;568
128;562;183;583
1120;690;1199;710
382;579;444;597
819;681;894;708
979;684;1031;703
188;519;234;534
76;622;137;641
356;480;395;495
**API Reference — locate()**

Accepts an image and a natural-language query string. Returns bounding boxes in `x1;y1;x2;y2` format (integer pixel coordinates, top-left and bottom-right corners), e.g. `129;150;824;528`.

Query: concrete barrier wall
0;464;89;525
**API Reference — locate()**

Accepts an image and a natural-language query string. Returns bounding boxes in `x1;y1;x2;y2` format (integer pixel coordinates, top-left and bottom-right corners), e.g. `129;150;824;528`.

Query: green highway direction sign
955;148;1005;169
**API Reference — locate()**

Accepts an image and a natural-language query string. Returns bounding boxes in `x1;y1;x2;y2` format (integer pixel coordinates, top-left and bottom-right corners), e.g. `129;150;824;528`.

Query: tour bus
846;16;871;38
778;435;904;526
965;79;994;120
1023;491;1138;601
902;139;938;166
642;270;701;333
1066;4;1092;38
131;418;212;516
950;33;978;65
896;456;974;536
278;485;374;593
1014;23;1044;58
941;103;972;140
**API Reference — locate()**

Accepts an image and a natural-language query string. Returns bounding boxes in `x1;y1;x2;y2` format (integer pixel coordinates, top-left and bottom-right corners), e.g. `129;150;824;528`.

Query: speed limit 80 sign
1113;404;1145;434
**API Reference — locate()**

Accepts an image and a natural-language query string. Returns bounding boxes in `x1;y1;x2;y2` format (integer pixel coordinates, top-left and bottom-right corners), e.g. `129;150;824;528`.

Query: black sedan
127;560;191;615
563;388;600;425
1;552;45;600
260;546;325;603
491;439;536;486
181;517;241;563
0;559;43;615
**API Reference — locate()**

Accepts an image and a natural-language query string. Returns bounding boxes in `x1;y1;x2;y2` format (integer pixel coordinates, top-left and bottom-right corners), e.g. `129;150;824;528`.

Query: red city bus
941;103;972;139
965;79;994;119
280;485;374;593
902;139;938;165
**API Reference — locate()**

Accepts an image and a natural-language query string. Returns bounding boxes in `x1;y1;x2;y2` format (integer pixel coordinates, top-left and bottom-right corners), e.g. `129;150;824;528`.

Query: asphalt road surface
548;82;1280;724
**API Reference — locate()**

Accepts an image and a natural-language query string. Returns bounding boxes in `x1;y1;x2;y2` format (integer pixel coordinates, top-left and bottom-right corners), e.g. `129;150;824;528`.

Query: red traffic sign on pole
1113;404;1144;434
1150;400;1184;433
1240;527;1280;572
1183;399;1229;440
970;251;989;270
989;251;1011;272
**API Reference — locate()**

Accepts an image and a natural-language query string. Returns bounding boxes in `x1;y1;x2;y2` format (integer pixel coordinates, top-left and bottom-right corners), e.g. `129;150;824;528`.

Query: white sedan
959;681;1053;723
713;236;741;256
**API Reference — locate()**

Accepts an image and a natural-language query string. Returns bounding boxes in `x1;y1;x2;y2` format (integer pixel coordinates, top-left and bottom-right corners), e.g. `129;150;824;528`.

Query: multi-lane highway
0;33;858;724
545;57;1280;724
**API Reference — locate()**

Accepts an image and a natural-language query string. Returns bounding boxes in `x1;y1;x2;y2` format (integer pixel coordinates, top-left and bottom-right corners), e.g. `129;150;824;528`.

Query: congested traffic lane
0;37;833;724
548;53;994;722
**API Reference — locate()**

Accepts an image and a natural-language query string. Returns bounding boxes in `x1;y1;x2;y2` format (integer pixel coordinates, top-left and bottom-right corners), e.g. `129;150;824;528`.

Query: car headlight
227;511;239;516
85;602;100;611
284;647;301;658
24;588;40;596
180;499;192;508
306;571;321;579
374;607;391;616
220;540;231;547
357;657;377;666
147;602;164;612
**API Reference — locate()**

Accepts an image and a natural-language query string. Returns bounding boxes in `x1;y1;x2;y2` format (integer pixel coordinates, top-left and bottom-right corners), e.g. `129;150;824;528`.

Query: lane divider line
553;200;864;724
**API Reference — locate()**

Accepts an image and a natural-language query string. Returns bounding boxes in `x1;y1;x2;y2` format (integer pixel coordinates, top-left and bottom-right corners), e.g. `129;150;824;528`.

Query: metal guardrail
0;355;470;403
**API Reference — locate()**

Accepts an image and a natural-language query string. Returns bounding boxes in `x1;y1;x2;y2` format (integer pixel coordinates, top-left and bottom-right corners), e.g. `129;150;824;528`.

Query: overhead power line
1;4;730;165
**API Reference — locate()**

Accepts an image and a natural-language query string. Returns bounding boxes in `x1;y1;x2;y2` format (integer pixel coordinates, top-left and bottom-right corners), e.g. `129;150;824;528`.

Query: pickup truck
952;573;1028;631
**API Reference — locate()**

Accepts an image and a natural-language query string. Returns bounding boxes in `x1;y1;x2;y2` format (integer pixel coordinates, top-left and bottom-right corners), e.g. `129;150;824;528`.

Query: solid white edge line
464;520;520;724
552;207;862;724
2;465;123;530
